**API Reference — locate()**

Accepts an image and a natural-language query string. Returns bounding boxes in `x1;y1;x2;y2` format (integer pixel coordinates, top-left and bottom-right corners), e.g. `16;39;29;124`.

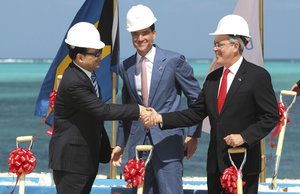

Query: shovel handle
228;147;246;154
16;136;34;149
136;145;153;152
237;178;243;194
280;90;297;96
16;136;33;142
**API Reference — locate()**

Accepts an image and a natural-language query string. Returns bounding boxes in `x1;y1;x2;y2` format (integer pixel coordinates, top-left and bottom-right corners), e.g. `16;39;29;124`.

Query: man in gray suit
111;4;201;194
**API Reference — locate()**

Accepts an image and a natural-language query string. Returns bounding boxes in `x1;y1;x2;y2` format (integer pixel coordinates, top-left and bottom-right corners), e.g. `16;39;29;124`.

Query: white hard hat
209;14;251;38
126;4;157;32
65;22;105;49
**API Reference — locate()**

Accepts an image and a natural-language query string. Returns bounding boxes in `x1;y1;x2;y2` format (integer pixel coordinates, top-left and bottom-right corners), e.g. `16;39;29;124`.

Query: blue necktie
91;72;99;98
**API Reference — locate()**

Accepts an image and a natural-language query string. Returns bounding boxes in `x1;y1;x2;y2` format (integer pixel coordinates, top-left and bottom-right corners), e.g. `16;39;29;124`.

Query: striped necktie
91;72;99;98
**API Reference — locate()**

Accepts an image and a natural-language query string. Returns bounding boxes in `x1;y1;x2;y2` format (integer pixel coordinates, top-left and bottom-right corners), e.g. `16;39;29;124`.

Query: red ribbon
45;90;57;136
49;90;57;110
123;158;145;188
8;147;36;193
269;102;290;148
220;166;245;194
46;124;54;136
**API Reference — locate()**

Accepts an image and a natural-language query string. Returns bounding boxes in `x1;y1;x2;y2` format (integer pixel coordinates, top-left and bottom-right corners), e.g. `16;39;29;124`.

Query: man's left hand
224;134;245;147
184;136;198;159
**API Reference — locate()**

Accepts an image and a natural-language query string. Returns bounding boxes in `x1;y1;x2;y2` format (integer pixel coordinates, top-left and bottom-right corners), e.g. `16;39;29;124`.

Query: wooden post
109;72;117;179
259;0;266;183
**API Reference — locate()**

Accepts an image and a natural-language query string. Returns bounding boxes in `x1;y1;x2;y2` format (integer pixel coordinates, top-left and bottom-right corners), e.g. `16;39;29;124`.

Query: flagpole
109;0;118;179
259;0;266;183
110;72;117;179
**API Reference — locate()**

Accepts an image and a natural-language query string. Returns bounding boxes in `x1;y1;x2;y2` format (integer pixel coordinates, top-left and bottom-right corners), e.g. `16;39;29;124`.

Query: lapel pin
158;66;163;71
237;78;242;82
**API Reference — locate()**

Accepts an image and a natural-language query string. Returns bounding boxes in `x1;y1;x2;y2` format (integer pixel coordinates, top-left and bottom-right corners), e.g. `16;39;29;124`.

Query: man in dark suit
49;22;145;194
110;4;201;194
290;80;300;96
142;15;280;194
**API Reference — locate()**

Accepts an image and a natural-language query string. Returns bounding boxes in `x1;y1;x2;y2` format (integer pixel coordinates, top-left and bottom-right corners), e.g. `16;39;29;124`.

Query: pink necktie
217;68;230;113
141;57;148;106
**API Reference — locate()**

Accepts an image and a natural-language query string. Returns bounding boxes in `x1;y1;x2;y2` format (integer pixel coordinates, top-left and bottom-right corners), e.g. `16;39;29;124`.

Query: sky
0;0;299;60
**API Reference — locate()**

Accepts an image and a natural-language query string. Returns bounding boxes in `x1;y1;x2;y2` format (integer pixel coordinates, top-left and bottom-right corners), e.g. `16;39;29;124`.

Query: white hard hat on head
209;14;251;38
126;4;157;32
65;22;105;49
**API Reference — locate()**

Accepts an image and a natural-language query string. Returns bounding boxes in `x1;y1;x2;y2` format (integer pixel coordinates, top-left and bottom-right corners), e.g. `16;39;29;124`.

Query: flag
34;0;119;127
202;0;262;133
233;0;263;67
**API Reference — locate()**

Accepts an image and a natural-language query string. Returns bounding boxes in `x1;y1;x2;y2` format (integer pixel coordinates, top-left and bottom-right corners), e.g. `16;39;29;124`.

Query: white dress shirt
135;46;156;96
218;56;243;95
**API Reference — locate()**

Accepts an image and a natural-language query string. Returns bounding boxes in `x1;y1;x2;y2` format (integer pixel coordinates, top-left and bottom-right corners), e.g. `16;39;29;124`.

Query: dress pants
53;170;97;194
139;132;183;194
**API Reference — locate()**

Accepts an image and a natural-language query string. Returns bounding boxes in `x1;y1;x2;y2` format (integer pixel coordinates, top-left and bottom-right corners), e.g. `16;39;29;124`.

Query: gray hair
228;35;247;54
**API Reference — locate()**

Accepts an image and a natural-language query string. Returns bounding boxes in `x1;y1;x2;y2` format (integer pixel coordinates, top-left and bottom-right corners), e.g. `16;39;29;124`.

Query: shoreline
1;172;299;183
1;173;300;192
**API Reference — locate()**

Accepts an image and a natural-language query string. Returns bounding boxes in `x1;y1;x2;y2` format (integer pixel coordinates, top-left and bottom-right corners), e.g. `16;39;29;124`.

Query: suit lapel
210;68;223;115
70;63;101;98
124;55;144;104
148;47;166;106
220;60;247;114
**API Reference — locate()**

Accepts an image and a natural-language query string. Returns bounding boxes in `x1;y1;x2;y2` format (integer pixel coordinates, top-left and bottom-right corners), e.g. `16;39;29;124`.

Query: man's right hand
140;107;162;127
111;146;124;167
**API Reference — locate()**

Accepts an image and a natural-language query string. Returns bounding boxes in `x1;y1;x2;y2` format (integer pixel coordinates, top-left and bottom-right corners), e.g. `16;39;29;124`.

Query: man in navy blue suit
111;4;201;194
290;80;300;96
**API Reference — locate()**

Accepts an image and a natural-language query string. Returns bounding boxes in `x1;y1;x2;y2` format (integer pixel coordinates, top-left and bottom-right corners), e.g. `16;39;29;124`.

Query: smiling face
213;35;240;68
131;27;156;57
76;48;102;72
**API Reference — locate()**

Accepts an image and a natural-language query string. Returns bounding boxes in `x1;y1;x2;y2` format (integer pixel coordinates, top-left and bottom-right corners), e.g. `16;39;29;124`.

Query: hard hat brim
208;32;251;38
126;18;157;32
65;39;105;49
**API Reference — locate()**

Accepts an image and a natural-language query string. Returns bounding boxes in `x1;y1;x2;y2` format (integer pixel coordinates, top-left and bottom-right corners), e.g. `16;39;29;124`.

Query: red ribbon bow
123;158;145;188
8;147;36;176
8;147;36;193
220;166;245;194
269;102;290;148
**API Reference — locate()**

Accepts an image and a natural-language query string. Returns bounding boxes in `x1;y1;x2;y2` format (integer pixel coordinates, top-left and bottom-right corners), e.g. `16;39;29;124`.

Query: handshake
138;105;162;127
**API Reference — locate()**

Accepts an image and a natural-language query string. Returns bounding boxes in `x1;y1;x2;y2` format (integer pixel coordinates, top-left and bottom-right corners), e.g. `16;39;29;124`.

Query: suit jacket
161;59;280;175
117;46;201;162
49;63;140;175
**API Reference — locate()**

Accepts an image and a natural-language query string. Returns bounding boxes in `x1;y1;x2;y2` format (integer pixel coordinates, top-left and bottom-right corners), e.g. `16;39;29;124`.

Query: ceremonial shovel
270;90;297;190
135;145;153;194
16;136;34;194
228;147;247;194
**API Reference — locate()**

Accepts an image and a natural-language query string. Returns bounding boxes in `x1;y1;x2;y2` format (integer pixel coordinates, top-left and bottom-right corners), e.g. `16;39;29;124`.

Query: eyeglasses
213;41;232;49
84;49;102;58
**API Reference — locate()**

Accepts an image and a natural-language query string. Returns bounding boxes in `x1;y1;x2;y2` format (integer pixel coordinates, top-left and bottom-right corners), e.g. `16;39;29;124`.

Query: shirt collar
136;46;156;63
73;61;92;79
226;56;243;75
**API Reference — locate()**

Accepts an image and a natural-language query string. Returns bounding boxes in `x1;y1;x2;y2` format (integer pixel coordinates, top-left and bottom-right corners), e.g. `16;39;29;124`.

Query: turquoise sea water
0;59;299;179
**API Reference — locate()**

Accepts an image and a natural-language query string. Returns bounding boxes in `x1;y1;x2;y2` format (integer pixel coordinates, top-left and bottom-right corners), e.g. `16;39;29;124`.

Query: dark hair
149;24;155;31
67;45;88;60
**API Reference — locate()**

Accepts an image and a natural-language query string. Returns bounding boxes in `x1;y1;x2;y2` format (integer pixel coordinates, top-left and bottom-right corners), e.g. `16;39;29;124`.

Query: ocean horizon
0;58;299;180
